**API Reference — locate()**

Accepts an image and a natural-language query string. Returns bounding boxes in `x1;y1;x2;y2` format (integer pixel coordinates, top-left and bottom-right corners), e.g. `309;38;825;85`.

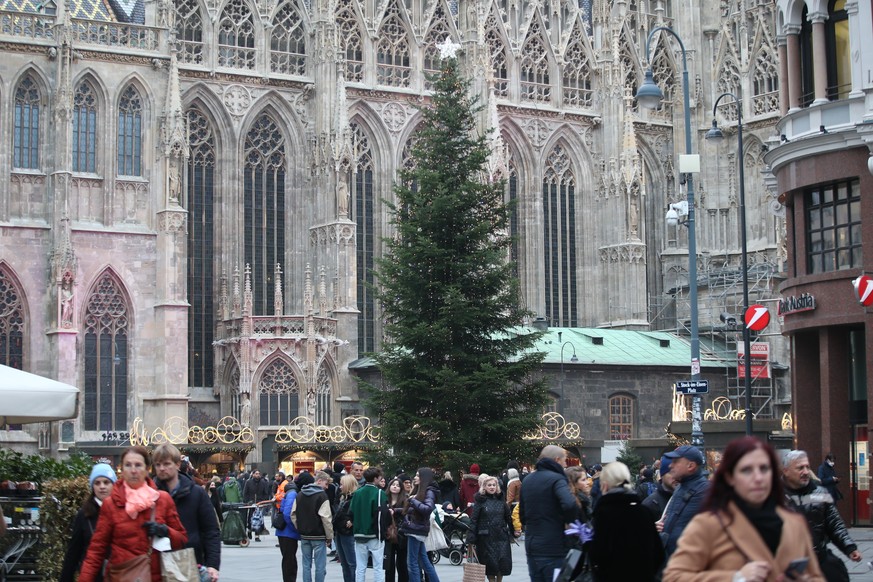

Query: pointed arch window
175;0;204;65
543;144;577;327
651;43;676;112
336;0;363;82
376;3;411;87
316;364;332;426
716;60;741;121
0;267;25;370
520;23;551;103
83;273;129;431
484;13;509;98
218;0;256;70
752;48;779;115
13;75;40;170
73;81;98;173
563;29;592;108
271;1;306;76
351;123;375;355
117;86;143;176
186;107;215;389
422;6;450;91
507;158;519;270
244;115;286;315
259;359;299;426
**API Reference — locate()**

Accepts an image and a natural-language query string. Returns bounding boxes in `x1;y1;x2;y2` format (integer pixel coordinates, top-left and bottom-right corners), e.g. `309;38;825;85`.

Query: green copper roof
349;327;730;370
532;327;728;369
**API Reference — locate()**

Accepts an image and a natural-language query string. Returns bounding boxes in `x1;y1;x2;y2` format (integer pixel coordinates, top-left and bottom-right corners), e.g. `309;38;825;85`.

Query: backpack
222;479;242;503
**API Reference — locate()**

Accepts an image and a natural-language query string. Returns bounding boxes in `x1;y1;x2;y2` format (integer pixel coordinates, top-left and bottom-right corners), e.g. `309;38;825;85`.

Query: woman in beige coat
663;437;823;582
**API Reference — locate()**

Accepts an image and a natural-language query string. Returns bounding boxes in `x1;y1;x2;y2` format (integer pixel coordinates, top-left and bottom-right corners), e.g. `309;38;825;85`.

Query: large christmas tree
365;46;548;472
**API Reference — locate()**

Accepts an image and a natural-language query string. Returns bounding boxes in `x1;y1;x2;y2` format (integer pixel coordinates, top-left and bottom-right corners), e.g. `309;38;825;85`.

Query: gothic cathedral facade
0;0;785;462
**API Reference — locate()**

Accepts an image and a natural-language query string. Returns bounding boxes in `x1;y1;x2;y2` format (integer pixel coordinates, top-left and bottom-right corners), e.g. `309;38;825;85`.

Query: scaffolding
650;251;788;420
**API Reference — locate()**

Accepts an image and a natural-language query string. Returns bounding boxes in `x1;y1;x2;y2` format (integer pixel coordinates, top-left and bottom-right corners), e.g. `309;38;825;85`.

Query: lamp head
570;353;579;363
636;69;663;110
705;119;724;142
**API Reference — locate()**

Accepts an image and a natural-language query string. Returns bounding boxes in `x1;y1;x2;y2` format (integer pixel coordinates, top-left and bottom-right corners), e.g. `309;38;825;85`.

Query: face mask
827;460;835;466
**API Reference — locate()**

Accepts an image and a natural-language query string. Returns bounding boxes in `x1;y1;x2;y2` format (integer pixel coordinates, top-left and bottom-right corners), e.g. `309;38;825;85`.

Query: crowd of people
55;439;862;582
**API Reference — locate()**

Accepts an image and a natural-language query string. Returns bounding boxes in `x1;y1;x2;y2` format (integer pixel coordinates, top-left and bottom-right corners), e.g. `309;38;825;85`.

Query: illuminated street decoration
703;396;747;421
523;412;581;440
129;416;255;446
274;415;379;444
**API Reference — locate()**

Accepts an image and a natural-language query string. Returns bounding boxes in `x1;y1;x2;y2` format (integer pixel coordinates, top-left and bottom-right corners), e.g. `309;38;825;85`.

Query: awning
0;365;80;425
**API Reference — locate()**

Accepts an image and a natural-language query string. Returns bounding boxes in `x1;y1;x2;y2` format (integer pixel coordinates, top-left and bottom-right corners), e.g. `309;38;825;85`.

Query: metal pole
735;100;753;436
645;28;702;451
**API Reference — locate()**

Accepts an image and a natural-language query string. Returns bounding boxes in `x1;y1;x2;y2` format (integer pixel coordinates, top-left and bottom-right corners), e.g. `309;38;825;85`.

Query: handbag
385;520;398;543
160;547;199;582
424;514;448;552
462;546;487;582
271;508;286;530
107;553;152;582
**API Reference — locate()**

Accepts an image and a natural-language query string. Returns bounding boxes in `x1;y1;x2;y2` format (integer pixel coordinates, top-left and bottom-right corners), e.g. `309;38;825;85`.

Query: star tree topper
438;37;461;59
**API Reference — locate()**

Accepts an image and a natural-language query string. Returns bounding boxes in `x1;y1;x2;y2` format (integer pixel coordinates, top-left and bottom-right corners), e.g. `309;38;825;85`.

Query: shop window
609;394;634;440
805;179;862;274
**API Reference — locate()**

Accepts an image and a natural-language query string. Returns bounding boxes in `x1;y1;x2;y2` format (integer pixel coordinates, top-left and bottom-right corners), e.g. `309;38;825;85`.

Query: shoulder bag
271;507;286;530
107;507;155;582
462;546;486;582
160;547;199;582
424;512;449;552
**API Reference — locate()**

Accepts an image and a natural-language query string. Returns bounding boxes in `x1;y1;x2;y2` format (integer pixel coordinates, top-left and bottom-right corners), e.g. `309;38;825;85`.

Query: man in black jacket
783;450;861;582
642;455;675;521
153;443;221;582
519;445;577;582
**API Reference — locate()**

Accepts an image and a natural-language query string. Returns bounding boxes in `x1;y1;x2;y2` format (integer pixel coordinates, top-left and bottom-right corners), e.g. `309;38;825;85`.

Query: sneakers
255;537;261;542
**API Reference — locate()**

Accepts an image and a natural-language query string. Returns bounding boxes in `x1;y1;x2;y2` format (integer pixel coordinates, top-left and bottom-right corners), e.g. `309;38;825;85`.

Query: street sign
744;304;770;331
675;380;709;394
853;274;873;307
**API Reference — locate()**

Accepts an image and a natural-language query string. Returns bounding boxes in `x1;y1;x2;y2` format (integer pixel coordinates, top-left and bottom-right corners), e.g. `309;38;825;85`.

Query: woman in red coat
79;446;188;582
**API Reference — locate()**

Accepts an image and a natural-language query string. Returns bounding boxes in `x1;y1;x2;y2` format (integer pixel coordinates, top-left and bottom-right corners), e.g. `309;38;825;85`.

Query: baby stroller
429;510;471;566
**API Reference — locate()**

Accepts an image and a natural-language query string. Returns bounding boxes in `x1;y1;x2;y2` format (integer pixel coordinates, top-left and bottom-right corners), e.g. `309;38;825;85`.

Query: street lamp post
705;92;753;437
560;341;578;414
637;27;704;451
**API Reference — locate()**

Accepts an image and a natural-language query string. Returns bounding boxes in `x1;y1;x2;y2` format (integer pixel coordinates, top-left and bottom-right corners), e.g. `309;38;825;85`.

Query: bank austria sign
777;293;816;316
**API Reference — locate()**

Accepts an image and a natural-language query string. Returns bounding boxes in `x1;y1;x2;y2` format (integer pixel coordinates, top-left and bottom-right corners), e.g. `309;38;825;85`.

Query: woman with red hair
663;437;823;582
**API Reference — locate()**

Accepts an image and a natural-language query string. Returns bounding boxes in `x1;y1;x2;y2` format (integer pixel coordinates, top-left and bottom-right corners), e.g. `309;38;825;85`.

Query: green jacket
348;483;386;540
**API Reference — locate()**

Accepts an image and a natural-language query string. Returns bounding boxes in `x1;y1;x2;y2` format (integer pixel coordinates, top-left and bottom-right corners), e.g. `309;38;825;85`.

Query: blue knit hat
89;463;117;487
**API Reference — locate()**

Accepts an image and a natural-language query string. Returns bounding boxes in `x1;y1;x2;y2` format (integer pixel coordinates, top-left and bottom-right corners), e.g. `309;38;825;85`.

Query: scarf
734;496;783;555
124;481;159;519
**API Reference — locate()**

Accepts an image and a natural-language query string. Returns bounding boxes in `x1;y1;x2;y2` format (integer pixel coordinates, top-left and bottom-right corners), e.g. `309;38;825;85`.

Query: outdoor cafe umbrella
0;364;79;425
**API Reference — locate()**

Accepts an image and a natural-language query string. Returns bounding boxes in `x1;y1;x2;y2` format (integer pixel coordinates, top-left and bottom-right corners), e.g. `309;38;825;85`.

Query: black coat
641;484;673;521
155;472;222;569
784;480;856;558
60;499;101;582
587;490;665;582
437;479;461;510
518;457;577;558
467;493;513;576
242;476;271;503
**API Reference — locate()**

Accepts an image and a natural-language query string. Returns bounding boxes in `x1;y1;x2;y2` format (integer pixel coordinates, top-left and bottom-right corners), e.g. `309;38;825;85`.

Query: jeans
384;538;408;582
526;554;564;582
277;536;298;582
300;538;327;582
336;533;357;582
355;538;385;582
406;536;439;582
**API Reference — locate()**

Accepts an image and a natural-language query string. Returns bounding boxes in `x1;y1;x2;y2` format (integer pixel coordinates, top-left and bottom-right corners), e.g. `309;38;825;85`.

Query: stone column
845;0;864;98
777;35;789;115
785;25;802;111
809;12;829;105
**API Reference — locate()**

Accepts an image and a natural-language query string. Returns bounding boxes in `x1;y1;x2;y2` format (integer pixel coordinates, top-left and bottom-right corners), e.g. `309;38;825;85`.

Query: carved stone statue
336;176;349;218
239;393;252;427
168;158;181;204
60;275;75;328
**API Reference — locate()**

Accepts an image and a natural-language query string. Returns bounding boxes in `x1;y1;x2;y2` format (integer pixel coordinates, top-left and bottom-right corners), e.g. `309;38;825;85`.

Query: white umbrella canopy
0;364;80;425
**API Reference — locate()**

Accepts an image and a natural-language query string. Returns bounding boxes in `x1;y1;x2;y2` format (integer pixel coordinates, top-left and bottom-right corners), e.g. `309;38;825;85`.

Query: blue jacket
661;469;710;555
518;458;577;558
276;491;300;539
